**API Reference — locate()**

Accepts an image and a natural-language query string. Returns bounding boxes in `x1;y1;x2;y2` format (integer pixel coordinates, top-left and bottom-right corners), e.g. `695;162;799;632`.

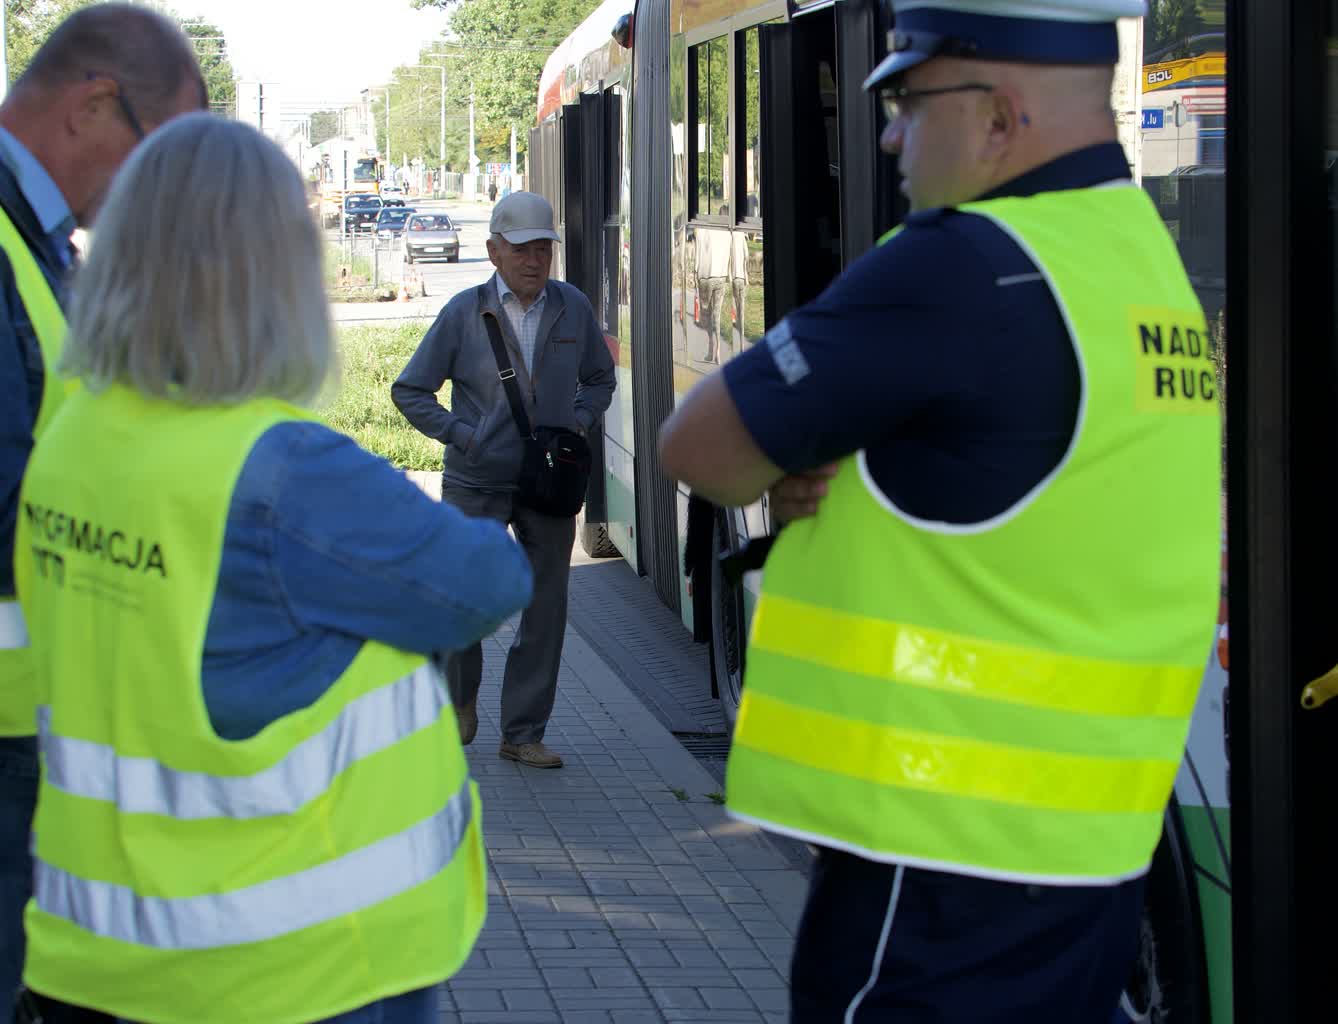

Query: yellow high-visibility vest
727;184;1221;884
17;385;486;1023
0;206;68;737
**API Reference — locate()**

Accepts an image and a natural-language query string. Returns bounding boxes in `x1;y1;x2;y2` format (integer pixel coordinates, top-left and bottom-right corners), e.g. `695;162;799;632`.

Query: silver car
403;214;460;264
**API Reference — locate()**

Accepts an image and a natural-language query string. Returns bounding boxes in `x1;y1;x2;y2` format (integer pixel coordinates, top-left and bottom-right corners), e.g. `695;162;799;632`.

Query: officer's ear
982;88;1024;158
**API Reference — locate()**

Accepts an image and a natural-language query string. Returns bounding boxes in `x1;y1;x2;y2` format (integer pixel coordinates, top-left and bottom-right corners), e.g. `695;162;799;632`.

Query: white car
380;185;407;206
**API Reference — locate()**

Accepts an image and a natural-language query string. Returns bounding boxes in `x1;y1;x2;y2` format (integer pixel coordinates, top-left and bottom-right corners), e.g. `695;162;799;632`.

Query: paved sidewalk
437;616;809;1023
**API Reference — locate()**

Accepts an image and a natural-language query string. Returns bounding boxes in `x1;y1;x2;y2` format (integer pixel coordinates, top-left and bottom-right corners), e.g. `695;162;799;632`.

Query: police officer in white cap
660;1;1221;1019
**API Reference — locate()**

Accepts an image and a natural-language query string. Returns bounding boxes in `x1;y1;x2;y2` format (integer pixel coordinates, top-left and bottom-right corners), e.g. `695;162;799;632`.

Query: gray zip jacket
392;274;616;492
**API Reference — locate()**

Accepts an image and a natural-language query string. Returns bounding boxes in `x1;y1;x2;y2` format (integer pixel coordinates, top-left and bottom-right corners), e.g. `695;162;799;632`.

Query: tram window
691;35;730;219
604;87;623;336
1138;16;1226;337
740;27;762;222
606;88;622;219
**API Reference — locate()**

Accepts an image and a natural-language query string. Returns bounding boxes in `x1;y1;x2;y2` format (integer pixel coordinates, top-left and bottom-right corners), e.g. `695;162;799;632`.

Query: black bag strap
481;303;535;440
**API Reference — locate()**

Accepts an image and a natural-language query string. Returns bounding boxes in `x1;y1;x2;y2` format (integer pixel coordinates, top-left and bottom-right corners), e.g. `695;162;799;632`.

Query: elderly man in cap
394;193;615;770
660;0;1220;1019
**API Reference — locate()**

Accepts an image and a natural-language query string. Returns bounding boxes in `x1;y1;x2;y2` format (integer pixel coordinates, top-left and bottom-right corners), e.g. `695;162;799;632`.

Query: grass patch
706;791;725;805
320;323;448;471
328;286;397;304
326;243;403;302
324;243;374;289
668;787;689;802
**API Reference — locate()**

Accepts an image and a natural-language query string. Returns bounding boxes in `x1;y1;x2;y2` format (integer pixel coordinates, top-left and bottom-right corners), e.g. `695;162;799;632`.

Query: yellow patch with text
1129;305;1217;414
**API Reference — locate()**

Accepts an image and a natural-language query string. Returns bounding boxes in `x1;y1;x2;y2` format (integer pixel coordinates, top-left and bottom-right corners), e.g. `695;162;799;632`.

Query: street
329;197;500;325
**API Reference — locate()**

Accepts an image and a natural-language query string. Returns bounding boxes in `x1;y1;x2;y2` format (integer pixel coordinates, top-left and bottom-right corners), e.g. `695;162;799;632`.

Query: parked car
343;193;383;231
403;213;460;264
380;184;407;206
375;206;416;241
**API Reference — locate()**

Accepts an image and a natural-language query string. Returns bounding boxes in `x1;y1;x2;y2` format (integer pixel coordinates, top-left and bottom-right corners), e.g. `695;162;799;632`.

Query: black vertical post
1228;0;1338;1019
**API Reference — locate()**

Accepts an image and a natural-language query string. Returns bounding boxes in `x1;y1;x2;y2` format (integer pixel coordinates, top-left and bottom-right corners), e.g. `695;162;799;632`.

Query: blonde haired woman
13;114;532;1024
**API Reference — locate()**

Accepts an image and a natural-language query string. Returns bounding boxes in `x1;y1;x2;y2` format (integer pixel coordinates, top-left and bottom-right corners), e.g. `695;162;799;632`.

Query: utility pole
439;65;446;203
0;2;8;102
510;123;517;191
468;90;477;200
421;53;473;192
403;66;450;198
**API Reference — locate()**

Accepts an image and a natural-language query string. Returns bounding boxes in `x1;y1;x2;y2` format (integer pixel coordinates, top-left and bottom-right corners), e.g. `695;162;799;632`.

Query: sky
173;0;453;110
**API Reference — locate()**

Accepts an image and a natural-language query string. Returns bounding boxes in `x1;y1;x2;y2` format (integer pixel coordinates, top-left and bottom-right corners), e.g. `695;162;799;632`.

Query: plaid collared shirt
496;274;547;374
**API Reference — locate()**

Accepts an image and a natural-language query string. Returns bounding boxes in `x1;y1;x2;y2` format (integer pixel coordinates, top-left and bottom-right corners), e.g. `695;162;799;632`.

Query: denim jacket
203;421;534;739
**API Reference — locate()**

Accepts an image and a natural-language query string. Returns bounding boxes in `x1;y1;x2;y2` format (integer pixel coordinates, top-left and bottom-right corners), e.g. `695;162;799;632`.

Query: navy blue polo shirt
724;142;1131;524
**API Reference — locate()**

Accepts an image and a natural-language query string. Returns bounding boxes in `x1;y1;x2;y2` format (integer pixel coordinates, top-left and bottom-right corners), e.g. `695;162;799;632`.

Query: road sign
1142;108;1165;130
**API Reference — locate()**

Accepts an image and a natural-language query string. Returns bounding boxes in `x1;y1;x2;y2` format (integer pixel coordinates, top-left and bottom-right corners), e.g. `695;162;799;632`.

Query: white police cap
864;0;1148;92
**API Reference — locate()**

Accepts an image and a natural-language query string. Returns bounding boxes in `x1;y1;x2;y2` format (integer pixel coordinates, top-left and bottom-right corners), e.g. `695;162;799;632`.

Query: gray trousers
440;482;576;744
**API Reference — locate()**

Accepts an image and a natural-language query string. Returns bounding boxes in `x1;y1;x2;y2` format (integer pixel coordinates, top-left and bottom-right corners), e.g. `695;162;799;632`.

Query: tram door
528;99;617;547
759;0;904;325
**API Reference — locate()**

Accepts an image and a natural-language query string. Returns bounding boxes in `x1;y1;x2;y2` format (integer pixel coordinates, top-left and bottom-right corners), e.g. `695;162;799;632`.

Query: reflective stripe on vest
0;601;29;650
751;593;1201;721
39;664;445;818
737;686;1179;814
35;780;474;949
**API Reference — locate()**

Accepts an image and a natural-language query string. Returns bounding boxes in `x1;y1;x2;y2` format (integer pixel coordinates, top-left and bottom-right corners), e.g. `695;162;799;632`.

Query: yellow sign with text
1143;54;1226;92
1130;305;1217;414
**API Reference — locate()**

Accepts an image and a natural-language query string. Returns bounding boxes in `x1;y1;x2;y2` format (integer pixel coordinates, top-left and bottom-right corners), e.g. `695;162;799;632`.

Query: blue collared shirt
0;127;74;267
496;272;547;373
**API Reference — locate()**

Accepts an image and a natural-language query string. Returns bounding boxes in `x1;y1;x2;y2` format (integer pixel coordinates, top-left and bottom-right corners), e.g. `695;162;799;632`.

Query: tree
180;18;236;117
5;2;238;114
1146;0;1225;61
310;110;340;146
5;0;95;86
412;0;601;167
371;54;461;171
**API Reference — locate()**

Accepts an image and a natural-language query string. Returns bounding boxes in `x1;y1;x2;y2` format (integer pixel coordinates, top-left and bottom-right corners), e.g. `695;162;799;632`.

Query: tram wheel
709;509;747;729
1119;801;1212;1024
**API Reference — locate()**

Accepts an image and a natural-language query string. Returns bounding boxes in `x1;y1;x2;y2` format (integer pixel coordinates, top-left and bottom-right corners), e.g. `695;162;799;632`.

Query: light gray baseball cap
489;191;560;244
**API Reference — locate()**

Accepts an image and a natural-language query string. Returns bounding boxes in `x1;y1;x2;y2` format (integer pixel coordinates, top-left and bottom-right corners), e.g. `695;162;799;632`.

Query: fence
458;172;528;200
329;232;406;290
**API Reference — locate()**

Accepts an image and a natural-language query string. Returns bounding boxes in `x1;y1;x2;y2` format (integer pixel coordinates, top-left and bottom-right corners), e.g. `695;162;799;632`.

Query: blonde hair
62;113;333;405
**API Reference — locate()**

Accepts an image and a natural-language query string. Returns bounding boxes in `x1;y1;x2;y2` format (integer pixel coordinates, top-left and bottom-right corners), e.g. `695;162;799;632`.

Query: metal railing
330;231;408;289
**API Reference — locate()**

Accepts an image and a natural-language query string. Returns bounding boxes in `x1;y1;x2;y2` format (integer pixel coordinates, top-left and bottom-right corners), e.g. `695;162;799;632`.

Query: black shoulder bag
481;309;592;517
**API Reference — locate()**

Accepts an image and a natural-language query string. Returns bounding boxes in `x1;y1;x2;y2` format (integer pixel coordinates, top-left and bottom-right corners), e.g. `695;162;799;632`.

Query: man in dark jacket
0;5;206;1006
393;192;615;769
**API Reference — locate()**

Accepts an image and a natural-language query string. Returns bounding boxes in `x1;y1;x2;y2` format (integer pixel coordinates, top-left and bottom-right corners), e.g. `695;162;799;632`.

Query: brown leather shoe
499;741;563;769
456;702;478;746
